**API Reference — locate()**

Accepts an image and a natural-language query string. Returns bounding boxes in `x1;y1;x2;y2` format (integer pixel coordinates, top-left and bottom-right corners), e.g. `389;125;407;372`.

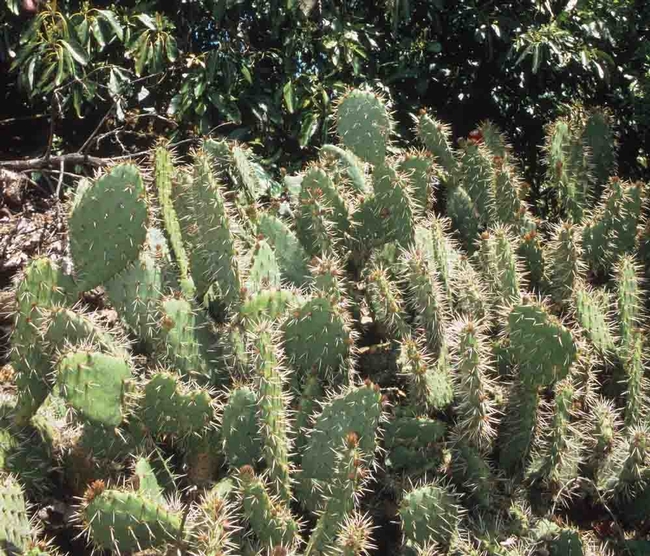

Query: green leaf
26;58;36;90
241;64;253;85
77;19;90;45
73;87;83;117
91;18;107;49
61;39;89;66
55;49;66;86
37;62;58;93
209;91;242;123
532;44;541;74
108;68;121;98
593;60;604;80
211;0;228;25
136;13;157;31
153;38;164;72
299;112;319;147
515;44;533;67
135;37;150;76
283;80;295;114
165;37;178;62
97;9;124;41
167;94;182;117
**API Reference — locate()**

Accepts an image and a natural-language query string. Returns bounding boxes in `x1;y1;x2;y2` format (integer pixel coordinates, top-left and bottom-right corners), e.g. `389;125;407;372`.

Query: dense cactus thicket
2;87;650;556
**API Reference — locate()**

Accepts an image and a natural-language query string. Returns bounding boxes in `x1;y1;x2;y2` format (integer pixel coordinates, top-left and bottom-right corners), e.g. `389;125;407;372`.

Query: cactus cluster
1;88;649;555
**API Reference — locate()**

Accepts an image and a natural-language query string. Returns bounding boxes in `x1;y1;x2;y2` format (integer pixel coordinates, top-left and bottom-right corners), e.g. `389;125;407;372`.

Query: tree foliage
0;0;648;180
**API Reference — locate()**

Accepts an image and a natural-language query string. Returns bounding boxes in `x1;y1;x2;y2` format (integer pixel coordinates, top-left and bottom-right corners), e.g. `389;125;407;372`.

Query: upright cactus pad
372;163;417;248
414;111;457;177
399;481;462;549
507;300;578;388
398;151;436;215
258;213;311;287
0;473;32;554
221;386;263;468
335;89;392;166
451;319;499;451
182;150;242;306
68;163;148;290
300;383;383;508
154;146;195;296
547;222;584;305
12;258;73;422
42;306;125;357
320;144;370;195
249;321;293;502
246;239;282;293
140;372;214;439
105;228;170;349
157;296;219;384
398;335;454;413
283;296;353;384
237;465;300;550
305;433;368;556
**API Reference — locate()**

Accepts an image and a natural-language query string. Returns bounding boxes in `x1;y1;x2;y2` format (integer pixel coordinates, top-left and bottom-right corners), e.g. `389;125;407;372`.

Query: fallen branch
0;136;199;174
0;153;108;171
0;151;153;172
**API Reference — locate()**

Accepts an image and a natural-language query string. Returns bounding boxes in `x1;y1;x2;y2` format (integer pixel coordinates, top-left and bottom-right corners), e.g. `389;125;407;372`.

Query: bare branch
0;154;109;171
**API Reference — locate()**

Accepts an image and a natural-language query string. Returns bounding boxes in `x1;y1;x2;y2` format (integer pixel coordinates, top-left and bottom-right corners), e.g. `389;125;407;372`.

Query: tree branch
0;154;110;170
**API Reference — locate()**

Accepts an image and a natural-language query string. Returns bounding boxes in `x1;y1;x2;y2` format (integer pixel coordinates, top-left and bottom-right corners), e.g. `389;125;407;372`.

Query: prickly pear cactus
79;480;182;552
68;164;148;290
1;88;642;556
0;473;33;554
